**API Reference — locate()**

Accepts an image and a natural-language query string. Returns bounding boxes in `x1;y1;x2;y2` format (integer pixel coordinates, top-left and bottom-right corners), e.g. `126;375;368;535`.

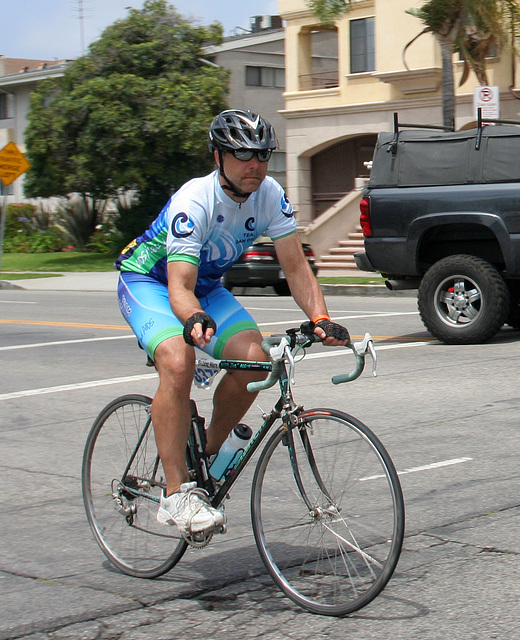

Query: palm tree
307;0;354;26
308;1;520;127
405;0;520;126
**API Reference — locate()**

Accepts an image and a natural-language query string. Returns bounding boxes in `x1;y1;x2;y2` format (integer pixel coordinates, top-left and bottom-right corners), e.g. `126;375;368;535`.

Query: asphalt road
2;287;520;640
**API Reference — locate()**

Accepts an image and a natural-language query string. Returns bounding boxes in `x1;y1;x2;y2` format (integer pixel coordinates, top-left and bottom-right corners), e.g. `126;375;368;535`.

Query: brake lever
353;333;377;377
285;344;296;385
269;338;289;362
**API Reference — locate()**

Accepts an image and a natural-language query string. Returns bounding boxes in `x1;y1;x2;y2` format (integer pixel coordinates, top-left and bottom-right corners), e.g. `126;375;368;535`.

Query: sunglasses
228;149;273;162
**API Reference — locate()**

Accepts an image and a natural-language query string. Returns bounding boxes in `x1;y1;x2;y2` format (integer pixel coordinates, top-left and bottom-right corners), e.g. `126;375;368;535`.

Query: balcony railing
299;70;339;91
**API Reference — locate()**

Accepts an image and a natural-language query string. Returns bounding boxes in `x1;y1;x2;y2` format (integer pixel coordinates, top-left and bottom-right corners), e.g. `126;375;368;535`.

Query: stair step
329;246;361;256
316;262;355;269
339;233;365;247
319;253;357;262
315;223;365;271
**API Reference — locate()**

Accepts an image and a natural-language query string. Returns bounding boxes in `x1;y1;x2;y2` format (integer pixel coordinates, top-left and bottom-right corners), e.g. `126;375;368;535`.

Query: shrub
54;195;106;249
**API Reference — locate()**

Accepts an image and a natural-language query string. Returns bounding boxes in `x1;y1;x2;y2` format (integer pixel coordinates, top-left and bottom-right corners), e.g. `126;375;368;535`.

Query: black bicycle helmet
208;109;277;152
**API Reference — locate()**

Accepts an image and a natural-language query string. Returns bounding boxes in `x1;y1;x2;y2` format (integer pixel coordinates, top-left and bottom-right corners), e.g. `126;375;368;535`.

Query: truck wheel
418;255;510;344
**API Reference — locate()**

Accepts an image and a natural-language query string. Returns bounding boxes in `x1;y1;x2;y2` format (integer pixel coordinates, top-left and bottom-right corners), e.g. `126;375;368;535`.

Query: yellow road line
0;319;131;331
0;318;433;343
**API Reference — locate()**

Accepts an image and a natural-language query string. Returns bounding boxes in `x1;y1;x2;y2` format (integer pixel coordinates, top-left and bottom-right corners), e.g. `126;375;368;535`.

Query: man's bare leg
205;330;268;455
151;335;195;496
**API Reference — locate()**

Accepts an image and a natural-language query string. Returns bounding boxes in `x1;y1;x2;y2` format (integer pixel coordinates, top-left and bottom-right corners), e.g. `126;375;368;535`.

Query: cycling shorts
117;271;259;360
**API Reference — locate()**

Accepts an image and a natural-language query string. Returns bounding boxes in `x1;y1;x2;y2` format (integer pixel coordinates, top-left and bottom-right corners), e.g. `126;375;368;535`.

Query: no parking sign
473;85;500;120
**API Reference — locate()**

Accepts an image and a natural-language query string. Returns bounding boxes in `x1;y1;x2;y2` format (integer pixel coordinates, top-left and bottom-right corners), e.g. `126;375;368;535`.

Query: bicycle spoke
82;395;187;578
251;409;404;616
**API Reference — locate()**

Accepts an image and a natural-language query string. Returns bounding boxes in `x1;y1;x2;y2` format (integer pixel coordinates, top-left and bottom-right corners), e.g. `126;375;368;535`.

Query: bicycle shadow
101;541;429;622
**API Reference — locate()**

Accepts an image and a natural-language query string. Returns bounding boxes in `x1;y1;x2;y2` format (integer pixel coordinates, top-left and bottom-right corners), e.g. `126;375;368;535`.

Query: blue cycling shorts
117;272;259;359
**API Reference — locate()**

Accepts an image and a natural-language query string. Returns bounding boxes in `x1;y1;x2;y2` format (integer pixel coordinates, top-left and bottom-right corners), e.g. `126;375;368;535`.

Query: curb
0;278;417;296
0;280;23;290
321;283;415;297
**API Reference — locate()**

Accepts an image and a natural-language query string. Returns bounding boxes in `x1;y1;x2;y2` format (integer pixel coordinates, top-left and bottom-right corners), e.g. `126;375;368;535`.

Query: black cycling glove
316;319;350;343
183;312;217;346
300;319;350;344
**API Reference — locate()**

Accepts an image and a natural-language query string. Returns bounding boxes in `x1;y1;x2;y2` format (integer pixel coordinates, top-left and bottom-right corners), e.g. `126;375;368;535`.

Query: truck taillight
359;197;372;237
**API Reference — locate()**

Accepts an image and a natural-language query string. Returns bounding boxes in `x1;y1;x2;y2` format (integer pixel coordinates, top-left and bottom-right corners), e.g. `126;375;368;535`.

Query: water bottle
209;423;253;481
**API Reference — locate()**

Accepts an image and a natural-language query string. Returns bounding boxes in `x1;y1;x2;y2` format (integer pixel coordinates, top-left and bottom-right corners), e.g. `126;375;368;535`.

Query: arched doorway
310;135;377;218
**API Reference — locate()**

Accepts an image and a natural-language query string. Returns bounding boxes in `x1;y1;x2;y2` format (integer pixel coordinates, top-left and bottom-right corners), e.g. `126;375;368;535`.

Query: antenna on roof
72;0;92;55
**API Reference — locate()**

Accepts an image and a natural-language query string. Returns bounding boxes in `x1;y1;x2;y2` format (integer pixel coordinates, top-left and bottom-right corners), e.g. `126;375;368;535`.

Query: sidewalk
0;271;120;292
0;269;408;296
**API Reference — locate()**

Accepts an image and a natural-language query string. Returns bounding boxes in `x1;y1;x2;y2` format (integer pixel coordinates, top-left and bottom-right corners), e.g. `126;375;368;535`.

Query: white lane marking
0;340;429;401
257;312;419;328
304;341;431;360
361;457;473;481
0;335;134;351
0;373;158;401
0;300;37;304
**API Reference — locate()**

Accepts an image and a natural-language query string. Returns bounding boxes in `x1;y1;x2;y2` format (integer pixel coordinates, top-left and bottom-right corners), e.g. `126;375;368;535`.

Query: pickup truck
355;113;520;344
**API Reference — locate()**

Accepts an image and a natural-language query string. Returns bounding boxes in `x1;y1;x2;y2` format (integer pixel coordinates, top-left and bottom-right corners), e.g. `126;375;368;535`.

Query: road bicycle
82;325;404;617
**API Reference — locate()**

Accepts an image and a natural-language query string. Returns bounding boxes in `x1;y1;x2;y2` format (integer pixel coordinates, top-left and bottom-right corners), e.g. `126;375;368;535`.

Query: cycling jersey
116;170;296;297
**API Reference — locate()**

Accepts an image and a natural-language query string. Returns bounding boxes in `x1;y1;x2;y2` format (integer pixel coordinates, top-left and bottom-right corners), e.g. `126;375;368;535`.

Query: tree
307;0;354;26
307;1;520;127
405;1;520;127
24;0;229;238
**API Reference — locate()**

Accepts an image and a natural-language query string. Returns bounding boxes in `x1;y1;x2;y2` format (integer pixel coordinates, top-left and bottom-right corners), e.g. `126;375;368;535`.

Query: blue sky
0;0;280;61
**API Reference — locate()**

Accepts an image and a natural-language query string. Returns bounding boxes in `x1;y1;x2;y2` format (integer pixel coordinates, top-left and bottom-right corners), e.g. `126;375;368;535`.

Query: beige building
0;57;69;200
279;0;520;262
205;15;336;190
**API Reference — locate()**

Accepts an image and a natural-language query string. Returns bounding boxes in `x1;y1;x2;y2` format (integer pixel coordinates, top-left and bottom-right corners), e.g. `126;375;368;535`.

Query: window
245;66;285;88
268;151;286;173
0;93;14;119
350;17;375;74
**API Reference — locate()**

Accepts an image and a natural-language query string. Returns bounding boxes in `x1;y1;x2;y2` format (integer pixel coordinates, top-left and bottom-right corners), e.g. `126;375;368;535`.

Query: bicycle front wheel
82;394;187;578
251;408;404;616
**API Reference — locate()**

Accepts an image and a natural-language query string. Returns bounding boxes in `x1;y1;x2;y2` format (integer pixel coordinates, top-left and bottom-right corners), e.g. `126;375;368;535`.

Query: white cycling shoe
157;481;226;534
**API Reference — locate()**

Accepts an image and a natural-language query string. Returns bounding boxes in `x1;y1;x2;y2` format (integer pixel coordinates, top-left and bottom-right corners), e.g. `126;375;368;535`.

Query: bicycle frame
116;331;376;509
201;354;296;508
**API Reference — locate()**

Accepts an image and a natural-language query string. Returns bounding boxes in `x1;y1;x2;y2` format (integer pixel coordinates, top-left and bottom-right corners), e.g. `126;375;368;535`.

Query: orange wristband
312;314;330;324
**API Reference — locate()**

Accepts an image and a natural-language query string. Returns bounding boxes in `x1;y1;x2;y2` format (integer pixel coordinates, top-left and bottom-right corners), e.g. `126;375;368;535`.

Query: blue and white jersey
116;170;296;296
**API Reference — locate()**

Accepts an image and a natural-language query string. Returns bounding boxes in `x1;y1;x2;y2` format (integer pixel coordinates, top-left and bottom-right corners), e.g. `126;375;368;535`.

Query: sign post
473;85;500;121
0;142;31;271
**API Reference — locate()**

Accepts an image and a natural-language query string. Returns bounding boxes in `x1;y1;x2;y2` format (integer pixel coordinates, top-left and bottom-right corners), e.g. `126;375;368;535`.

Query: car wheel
274;281;290;296
417;254;510;344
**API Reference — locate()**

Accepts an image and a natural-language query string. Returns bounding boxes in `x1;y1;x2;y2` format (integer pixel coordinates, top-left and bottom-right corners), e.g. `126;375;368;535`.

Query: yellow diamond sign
0;142;31;186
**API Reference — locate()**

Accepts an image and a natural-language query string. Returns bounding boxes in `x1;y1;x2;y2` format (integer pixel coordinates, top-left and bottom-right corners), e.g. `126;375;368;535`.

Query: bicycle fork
282;413;339;522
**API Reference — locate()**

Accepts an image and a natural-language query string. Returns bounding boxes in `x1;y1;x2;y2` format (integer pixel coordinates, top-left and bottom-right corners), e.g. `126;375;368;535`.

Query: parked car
222;235;318;295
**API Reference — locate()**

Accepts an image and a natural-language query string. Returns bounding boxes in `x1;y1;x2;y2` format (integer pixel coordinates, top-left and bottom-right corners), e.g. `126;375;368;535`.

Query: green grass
318;276;385;285
0;272;61;280
0;252;384;285
0;252;115;273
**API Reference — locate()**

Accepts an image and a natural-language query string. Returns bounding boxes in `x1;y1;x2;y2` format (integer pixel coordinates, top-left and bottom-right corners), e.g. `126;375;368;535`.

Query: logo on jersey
171;212;194;238
281;193;294;218
245;217;256;231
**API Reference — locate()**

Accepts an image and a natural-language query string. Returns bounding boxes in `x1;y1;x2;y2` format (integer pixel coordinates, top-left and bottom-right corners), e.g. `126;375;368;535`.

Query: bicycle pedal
183;530;213;548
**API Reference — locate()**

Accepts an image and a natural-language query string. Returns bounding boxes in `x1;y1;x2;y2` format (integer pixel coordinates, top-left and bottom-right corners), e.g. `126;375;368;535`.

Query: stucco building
279;0;520;262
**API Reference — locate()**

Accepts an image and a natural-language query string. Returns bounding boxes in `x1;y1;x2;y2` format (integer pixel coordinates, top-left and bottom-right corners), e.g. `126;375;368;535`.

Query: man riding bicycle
116;109;350;538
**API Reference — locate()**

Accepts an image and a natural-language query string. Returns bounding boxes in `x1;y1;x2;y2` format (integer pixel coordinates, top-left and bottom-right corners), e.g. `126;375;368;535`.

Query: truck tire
418;255;510;344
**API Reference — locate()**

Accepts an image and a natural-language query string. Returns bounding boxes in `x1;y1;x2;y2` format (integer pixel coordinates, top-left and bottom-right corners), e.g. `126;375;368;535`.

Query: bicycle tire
251;408;404;616
82;394;188;578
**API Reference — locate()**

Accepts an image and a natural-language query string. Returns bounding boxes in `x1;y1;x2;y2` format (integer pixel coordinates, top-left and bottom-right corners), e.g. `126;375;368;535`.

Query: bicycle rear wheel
82;394;187;578
251;408;404;616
